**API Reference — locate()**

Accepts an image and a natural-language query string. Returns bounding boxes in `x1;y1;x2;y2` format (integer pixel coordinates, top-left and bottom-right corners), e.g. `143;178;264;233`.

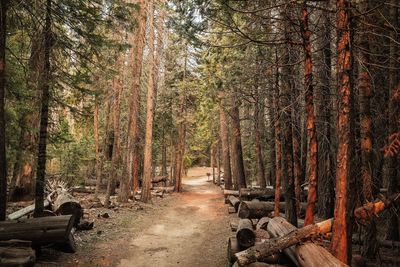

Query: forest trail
118;167;230;267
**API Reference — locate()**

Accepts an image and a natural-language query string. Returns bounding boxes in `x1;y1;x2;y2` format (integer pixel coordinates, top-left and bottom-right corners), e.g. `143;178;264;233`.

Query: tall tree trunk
254;86;266;188
141;0;156;202
300;1;318;226
34;0;52;216
174;44;188;193
216;139;221;185
105;63;123;208
219;98;232;190
0;0;7;220
386;0;400;241
126;0;147;197
94;97;102;198
231;91;246;189
331;0;353;264
317;0;335;220
358;0;377;257
274;50;282;217
280;11;297;227
161;129;167;176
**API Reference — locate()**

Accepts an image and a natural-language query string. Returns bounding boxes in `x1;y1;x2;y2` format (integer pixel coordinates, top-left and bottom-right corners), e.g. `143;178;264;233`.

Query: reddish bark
219;101;232;190
300;2;318;226
331;0;353;264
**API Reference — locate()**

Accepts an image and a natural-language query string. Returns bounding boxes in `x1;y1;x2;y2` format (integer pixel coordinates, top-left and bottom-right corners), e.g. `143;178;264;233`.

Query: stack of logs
224;188;347;267
1;181;84;266
224;188;400;267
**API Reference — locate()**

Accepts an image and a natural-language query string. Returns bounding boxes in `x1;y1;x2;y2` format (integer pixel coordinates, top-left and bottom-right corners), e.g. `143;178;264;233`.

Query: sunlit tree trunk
300;1;318;226
125;0;147;197
141;0;156;202
34;0;52;216
0;0;7;220
331;0;353;264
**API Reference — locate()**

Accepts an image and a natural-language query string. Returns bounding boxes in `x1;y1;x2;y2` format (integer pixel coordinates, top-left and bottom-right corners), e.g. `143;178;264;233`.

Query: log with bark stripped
7;200;50;220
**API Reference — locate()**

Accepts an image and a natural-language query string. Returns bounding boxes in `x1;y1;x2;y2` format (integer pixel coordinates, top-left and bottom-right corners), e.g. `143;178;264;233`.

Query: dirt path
38;167;230;267
118;168;230;267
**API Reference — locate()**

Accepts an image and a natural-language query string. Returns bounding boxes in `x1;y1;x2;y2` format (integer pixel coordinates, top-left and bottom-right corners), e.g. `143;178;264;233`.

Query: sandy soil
37;167;230;267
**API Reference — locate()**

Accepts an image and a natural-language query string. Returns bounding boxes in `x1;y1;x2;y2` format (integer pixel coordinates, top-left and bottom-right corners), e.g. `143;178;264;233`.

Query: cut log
228;236;241;263
7;200;50;220
239;188;275;199
53;190;83;226
235;195;400;266
233;262;287;267
235;217;346;266
224;190;240;197
238;201;308;219
228;195;241;211
0;215;76;253
255;229;270;241
236;219;256;248
256;217;270;230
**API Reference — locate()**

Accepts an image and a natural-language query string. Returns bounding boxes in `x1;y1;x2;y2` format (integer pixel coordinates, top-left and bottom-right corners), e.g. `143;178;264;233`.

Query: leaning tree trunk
34;0;52;217
0;0;6;220
331;0;353;264
300;1;318;226
141;0;156;203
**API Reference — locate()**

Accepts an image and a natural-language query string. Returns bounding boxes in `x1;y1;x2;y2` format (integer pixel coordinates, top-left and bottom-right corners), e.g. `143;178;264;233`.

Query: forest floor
36;167;231;267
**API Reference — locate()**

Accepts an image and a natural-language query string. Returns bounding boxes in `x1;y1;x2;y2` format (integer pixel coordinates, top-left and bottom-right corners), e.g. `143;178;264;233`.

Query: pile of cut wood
225;188;400;267
1;181;87;266
224;188;348;267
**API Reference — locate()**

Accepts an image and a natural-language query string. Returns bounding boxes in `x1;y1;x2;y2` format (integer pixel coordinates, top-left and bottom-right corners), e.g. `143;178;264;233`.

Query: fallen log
236;219;256;248
235;216;347;266
224;190;240;197
256;217;270;230
0;215;76;253
228;236;241;263
255;229;270;241
53;190;83;226
228;195;241;211
238;201;308;219
233;262;287;267
71;186;95;194
239;188;275;199
0;240;36;267
7;200;50;220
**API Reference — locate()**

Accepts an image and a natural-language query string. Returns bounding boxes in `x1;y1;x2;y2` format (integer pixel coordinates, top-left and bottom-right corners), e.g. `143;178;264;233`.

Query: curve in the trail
118;168;230;267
